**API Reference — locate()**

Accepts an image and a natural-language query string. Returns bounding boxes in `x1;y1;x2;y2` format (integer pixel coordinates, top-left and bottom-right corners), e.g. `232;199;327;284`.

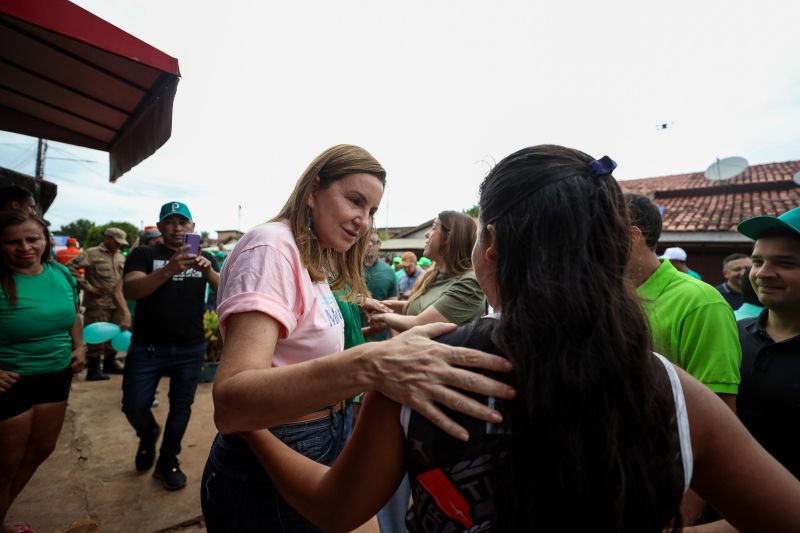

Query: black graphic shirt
124;243;218;345
405;317;508;533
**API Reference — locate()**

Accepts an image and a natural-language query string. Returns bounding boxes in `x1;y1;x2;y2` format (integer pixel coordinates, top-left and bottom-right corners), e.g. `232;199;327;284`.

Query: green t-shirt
406;270;486;326
334;289;365;350
637;259;741;394
0;262;79;375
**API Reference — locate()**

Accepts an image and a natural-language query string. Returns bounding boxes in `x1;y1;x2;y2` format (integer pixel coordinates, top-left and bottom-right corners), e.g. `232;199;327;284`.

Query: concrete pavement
7;372;379;533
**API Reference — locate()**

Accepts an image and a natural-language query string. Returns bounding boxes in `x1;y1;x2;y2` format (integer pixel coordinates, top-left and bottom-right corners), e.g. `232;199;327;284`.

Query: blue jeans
201;406;352;532
378;475;411;533
121;341;205;458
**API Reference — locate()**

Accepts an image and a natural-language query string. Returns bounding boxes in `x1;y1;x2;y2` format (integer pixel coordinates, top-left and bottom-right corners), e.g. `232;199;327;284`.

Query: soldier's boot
103;353;124;374
86;357;110;381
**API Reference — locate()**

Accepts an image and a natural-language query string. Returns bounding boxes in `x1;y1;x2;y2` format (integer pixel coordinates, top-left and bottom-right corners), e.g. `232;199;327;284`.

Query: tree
57;218;95;245
85;221;139;248
463;204;479;218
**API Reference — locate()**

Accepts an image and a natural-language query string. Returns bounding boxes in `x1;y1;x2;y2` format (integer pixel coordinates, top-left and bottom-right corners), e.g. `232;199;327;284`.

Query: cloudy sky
1;0;799;237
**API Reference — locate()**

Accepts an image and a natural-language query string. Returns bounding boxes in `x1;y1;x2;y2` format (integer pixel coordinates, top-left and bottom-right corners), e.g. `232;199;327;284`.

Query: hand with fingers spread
0;369;20;393
366;322;515;441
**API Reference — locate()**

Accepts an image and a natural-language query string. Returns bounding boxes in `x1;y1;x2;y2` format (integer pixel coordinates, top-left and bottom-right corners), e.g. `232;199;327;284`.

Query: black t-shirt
124;244;218;345
405;317;509;533
715;282;744;309
404;317;685;532
738;312;800;479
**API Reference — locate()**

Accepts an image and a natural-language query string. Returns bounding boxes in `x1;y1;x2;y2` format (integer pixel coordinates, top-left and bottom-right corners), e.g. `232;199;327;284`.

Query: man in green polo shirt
624;194;741;412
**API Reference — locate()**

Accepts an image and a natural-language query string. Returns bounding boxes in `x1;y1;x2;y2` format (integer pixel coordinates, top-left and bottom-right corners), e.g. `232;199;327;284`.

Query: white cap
660;247;687;262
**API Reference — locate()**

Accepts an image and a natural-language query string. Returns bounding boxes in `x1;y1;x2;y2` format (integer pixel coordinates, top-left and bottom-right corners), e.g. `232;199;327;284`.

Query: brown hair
0;209;52;306
405;211;477;311
271;145;386;300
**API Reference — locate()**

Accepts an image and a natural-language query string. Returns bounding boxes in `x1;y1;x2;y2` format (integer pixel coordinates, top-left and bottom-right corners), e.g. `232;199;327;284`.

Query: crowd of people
2;142;800;532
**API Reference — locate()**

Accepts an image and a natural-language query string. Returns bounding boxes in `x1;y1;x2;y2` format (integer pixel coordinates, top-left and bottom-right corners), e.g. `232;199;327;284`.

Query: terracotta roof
619;160;800;232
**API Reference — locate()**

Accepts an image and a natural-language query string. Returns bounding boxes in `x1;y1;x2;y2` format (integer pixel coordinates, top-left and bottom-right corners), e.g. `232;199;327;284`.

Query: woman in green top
371;211;486;332
0;209;85;527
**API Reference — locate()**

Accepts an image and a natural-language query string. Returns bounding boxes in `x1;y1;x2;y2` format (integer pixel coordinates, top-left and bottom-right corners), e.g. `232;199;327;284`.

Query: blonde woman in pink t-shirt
201;145;515;532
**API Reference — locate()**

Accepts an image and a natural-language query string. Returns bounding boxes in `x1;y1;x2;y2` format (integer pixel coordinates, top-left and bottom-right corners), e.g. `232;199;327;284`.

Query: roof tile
619;160;800;232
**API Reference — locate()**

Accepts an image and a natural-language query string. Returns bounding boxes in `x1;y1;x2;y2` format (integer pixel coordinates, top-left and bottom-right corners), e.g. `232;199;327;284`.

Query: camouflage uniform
68;237;126;373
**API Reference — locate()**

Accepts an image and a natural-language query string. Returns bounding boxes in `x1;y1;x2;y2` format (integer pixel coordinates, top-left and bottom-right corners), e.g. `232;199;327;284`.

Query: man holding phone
122;201;219;490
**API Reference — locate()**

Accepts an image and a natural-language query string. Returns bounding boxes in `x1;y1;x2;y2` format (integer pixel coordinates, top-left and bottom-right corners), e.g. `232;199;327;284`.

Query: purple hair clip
589;155;617;177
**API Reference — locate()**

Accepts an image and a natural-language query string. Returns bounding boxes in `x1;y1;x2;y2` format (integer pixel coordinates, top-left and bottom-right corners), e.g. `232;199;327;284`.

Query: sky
1;0;799;238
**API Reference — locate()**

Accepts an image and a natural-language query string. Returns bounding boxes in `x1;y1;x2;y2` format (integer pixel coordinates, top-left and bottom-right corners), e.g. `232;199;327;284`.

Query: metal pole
35;138;47;180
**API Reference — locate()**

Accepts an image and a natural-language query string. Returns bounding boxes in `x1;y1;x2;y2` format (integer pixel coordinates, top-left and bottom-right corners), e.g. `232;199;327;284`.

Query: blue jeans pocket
275;422;336;464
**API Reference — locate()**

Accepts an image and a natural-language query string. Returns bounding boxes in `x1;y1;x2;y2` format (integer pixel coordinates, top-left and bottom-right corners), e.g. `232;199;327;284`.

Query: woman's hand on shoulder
70;345;86;374
368;322;515;441
0;369;20;393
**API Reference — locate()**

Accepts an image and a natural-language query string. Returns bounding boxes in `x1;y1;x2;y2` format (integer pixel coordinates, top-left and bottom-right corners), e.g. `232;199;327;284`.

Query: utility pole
237;205;241;231
34;138;48;180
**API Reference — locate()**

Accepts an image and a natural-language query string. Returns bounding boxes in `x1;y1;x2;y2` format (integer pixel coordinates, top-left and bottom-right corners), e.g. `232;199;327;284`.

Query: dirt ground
7;371;379;533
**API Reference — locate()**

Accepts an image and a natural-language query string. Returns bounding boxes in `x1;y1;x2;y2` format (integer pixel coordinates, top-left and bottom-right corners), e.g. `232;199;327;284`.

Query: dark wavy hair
479;145;683;531
0;209;52;306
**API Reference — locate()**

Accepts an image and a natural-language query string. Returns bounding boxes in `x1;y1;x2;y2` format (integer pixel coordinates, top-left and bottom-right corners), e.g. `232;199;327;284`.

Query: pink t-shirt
216;220;344;367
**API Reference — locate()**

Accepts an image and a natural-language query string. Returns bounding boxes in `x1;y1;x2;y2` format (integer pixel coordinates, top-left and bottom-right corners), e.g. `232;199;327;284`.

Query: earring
306;207;314;230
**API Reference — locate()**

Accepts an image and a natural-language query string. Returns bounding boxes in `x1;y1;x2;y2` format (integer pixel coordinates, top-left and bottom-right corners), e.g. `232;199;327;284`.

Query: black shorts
0;365;72;421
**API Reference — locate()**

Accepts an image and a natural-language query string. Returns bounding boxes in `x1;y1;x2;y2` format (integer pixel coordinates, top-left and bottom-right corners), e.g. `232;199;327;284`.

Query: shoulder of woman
48;260;72;277
450;270;481;287
236;222;298;254
46;261;78;288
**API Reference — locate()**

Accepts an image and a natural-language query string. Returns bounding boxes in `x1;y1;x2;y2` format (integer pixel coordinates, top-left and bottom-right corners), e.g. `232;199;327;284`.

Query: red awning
0;0;180;181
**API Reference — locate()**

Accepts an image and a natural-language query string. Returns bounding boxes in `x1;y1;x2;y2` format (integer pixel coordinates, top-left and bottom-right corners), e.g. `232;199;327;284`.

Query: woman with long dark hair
241;145;800;532
0;209;85;529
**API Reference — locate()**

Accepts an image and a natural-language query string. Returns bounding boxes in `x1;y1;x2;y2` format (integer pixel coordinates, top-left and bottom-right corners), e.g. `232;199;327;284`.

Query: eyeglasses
369;239;381;245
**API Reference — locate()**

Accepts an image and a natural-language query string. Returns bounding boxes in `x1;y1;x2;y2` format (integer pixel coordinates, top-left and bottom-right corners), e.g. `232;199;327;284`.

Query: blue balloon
83;322;120;344
111;330;132;351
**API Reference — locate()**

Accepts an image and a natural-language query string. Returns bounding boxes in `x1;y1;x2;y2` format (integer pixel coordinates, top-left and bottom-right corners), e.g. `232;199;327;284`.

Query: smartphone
183;233;202;255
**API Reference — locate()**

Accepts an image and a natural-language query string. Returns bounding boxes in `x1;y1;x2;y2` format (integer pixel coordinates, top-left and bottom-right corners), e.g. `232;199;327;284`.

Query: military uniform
67;229;128;378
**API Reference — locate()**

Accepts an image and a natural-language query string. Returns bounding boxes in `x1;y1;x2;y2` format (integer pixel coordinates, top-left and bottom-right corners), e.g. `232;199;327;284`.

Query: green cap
159;201;193;222
738;206;800;241
418;257;432;267
392;256;401;264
